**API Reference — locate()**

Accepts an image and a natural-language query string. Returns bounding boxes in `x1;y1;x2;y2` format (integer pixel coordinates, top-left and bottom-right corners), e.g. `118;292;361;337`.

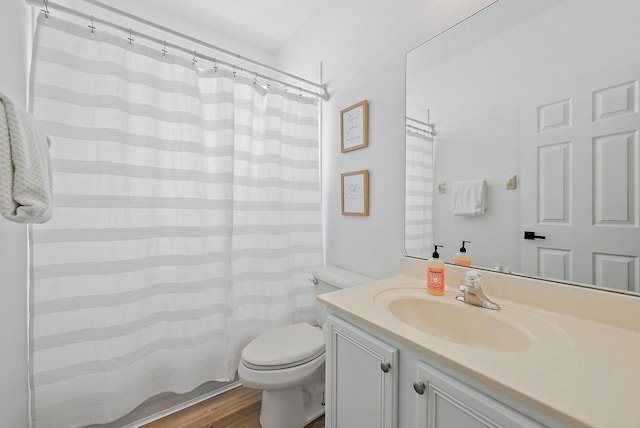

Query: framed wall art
341;170;369;216
340;100;369;152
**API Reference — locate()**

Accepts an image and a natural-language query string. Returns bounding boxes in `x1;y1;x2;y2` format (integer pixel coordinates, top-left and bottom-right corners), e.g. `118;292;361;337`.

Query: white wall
0;1;33;425
277;0;496;279
55;0;276;66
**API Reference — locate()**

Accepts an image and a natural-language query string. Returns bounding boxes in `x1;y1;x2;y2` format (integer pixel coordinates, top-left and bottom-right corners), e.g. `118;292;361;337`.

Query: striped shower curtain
29;15;321;427
404;132;434;258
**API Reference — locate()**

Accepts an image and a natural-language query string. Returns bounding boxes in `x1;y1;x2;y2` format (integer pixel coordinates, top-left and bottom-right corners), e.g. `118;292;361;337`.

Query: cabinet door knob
413;381;426;395
380;362;391;373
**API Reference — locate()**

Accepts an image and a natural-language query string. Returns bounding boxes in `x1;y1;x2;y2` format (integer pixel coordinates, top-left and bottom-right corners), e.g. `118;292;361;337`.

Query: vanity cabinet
325;312;566;428
325;314;398;428
413;360;543;428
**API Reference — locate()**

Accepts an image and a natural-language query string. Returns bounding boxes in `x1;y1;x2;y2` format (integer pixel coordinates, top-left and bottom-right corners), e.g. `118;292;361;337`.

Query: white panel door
521;65;640;292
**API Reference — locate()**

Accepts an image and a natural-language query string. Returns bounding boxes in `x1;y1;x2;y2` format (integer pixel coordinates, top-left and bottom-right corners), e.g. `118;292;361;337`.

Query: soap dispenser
427;244;445;296
454;241;471;266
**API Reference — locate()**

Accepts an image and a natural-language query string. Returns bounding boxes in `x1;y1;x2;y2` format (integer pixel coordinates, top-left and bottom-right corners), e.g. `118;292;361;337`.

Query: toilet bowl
237;265;373;428
238;322;326;428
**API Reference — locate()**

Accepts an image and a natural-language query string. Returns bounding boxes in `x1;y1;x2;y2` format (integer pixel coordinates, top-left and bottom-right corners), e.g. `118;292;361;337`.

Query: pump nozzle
432;244;443;258
459;240;470;253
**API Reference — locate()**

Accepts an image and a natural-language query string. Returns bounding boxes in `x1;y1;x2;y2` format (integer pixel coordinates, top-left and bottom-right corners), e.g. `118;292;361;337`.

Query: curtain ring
41;0;50;19
266;78;271;89
213;59;218;72
127;29;134;46
161;40;168;57
192;51;198;65
88;16;96;34
253;72;258;85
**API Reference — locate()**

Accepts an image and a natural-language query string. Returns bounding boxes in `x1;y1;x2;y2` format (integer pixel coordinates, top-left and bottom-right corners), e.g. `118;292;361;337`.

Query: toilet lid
241;322;325;370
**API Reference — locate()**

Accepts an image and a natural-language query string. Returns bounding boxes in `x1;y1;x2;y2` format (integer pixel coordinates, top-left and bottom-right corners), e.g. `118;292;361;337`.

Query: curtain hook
253;72;258;85
284;83;288;93
127;29;134;46
161;40;168;57
266;77;271;89
213;59;218;72
299;87;303;98
41;0;50;19
233;65;237;78
88;16;96;34
192;51;198;66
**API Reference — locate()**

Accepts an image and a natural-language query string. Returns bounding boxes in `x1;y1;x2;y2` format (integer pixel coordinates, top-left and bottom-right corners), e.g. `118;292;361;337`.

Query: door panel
537;248;571;281
415;360;542;428
593;131;637;224
538;142;571;223
325;315;398;428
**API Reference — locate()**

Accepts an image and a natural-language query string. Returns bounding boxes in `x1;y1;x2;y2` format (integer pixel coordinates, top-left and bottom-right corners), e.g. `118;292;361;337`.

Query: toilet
237;265;373;428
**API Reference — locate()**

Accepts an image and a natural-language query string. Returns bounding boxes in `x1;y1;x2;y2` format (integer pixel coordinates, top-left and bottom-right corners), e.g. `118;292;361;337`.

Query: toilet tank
311;265;374;325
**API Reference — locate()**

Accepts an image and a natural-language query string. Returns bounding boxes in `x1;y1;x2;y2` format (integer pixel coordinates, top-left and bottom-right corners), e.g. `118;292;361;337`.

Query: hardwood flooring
143;385;324;428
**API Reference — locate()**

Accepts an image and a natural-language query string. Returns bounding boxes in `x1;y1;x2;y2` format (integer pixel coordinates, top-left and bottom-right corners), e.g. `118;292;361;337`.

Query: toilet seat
241;322;324;370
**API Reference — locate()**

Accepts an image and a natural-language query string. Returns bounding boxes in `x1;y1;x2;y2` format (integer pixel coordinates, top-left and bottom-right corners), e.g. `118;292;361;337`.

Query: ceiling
144;0;323;53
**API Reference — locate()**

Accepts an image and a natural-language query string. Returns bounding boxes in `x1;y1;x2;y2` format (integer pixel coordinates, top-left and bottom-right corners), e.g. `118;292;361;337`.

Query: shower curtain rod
406;123;434;135
406;117;436;136
25;0;330;100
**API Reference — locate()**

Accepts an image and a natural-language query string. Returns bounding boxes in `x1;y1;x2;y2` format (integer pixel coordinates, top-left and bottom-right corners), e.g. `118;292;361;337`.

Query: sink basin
375;289;532;352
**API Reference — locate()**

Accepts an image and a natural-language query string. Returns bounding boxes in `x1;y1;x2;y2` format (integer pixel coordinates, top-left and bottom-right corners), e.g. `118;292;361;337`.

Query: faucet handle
463;270;482;288
458;284;470;293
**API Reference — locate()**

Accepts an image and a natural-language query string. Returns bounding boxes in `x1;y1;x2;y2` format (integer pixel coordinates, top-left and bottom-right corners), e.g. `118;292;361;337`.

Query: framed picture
341;170;369;216
340;100;369;152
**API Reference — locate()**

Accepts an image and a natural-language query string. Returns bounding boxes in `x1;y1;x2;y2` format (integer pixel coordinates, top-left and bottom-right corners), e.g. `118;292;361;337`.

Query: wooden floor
144;385;324;428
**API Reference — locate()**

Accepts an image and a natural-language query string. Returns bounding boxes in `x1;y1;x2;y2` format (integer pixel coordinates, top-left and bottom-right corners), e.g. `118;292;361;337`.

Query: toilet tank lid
311;264;374;289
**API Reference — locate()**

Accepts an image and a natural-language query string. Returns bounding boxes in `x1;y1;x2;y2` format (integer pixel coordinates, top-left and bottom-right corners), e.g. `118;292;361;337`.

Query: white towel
451;179;487;216
0;92;52;223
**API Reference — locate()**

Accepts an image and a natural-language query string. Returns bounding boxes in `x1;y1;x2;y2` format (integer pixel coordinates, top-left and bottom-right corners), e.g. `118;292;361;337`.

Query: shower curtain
404;132;434;258
28;15;321;427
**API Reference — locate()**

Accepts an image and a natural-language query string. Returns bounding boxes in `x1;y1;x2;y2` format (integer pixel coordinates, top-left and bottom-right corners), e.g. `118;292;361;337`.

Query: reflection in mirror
405;0;640;295
405;115;435;258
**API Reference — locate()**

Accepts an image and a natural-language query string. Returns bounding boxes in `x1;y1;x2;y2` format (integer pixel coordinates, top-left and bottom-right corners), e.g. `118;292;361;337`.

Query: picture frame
341;170;369;216
340;100;369;152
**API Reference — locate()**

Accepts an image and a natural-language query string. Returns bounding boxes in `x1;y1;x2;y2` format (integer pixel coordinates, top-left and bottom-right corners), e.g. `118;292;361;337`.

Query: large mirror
405;0;640;295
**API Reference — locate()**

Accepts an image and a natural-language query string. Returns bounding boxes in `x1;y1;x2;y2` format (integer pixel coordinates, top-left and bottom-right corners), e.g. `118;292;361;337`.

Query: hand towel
451;179;487;216
0;92;52;223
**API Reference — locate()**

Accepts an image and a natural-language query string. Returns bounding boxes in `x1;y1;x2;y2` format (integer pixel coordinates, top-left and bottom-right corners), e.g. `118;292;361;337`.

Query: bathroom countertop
317;259;640;428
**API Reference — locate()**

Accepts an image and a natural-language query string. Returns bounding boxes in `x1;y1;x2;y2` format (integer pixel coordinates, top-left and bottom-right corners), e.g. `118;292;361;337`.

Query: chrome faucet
456;271;500;310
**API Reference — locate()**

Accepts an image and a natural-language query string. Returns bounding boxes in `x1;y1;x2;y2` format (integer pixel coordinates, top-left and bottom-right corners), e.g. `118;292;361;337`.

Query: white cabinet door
414;360;542;428
325;315;398;428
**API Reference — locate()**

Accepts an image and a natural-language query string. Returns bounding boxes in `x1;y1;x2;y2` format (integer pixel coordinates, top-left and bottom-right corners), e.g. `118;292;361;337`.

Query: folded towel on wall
0;92;52;223
451;179;487;216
